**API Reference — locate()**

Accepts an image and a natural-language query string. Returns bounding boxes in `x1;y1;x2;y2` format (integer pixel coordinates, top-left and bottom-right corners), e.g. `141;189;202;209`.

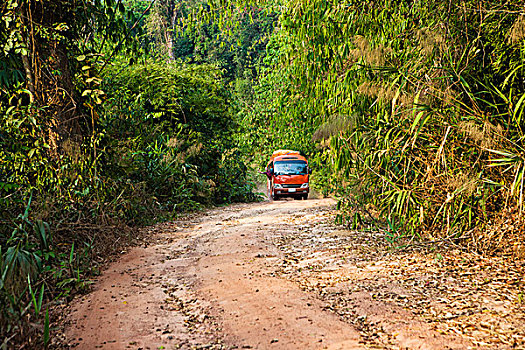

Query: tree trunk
24;0;83;154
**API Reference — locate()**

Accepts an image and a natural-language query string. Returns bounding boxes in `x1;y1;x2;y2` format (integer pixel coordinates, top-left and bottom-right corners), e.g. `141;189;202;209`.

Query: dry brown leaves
270;205;525;349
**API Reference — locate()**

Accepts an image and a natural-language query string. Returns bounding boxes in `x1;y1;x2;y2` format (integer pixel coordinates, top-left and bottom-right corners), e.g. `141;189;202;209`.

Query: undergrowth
235;0;525;256
0;61;257;349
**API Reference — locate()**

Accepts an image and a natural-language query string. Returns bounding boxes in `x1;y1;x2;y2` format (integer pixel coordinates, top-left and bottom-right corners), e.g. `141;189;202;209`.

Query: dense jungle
1;0;525;348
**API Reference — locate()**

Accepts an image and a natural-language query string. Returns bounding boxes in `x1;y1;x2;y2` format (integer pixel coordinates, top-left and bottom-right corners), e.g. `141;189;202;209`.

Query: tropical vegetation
237;0;525;253
1;0;525;347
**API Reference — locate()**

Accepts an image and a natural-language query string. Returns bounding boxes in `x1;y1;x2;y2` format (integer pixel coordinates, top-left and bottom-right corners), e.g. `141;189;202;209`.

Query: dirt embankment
61;199;525;349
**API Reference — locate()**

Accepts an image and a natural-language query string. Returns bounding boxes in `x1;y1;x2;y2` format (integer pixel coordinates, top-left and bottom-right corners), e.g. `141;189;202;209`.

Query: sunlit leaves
235;0;525;244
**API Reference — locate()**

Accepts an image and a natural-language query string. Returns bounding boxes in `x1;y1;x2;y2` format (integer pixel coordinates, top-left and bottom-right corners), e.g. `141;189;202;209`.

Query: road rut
65;197;513;349
65;199;363;349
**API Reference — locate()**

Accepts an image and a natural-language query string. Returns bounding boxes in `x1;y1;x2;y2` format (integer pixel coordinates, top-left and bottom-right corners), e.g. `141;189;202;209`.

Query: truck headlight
300;183;309;188
274;183;283;189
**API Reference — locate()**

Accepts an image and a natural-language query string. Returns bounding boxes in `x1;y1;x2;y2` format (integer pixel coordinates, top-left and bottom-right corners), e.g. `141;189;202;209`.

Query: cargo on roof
271;149;300;157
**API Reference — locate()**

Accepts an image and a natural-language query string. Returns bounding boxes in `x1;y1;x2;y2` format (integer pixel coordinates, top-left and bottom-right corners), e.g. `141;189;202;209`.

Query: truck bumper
275;188;309;195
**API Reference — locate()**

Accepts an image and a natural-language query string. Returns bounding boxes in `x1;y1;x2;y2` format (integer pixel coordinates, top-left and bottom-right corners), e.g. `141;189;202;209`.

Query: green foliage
180;3;276;81
235;0;525;249
0;59;258;346
1;1;259;347
0;197;89;349
102;61;257;214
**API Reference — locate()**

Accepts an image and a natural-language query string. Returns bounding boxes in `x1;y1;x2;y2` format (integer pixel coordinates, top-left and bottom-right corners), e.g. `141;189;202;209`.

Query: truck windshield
274;160;307;175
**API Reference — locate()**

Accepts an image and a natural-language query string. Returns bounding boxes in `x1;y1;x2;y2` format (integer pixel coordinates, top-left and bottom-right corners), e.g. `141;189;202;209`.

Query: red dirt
63;199;525;349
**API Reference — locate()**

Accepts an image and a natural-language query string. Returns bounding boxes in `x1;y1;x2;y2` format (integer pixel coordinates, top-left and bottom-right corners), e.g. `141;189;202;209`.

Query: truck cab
265;150;310;200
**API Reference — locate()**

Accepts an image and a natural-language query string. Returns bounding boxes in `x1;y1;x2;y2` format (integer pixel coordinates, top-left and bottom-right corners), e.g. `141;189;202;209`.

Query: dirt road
63;199;525;349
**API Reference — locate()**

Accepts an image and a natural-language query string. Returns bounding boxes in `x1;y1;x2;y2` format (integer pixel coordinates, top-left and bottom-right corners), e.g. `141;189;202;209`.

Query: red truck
262;150;311;200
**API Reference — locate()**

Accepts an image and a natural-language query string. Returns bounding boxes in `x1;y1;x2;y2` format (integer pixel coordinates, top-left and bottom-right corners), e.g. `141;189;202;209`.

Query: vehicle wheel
302;194;308;200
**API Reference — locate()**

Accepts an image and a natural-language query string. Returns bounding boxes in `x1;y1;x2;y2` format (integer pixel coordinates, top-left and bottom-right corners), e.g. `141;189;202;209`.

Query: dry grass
445;172;478;197
357;81;396;102
167;137;182;148
350;35;392;67
174;142;203;162
457;120;502;149
312;115;354;141
467;209;525;258
357;81;416;113
508;14;525;44
416;27;446;56
187;143;203;157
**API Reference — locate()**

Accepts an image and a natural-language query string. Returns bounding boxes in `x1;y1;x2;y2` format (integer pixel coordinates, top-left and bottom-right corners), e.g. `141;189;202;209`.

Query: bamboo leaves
513;92;525;125
256;0;525;245
487;148;525;209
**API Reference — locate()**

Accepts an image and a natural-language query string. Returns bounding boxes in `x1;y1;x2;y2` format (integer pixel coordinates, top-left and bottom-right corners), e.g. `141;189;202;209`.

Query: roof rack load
271;149;300;157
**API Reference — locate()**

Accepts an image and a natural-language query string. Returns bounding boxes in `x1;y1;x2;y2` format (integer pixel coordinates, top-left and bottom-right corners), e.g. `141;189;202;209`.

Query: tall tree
1;0;141;153
146;0;182;60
